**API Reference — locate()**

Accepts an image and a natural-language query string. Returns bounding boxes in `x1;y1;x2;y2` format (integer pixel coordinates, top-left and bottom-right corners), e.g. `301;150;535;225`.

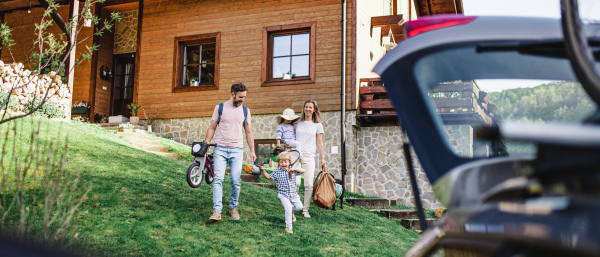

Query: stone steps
345;198;397;209
343;198;441;231
398;218;438;231
134;142;170;152
380;209;418;219
98;127;180;160
241;174;259;183
250;182;277;189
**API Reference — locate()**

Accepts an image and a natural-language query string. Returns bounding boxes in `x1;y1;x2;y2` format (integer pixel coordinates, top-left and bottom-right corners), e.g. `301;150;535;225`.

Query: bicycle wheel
205;166;215;184
186;162;203;188
561;0;600;103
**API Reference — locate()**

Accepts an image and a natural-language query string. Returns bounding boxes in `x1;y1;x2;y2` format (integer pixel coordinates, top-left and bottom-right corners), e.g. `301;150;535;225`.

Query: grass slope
4;118;419;256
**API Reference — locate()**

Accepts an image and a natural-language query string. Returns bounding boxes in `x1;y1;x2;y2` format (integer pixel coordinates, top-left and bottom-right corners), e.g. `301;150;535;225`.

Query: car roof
373;16;586;183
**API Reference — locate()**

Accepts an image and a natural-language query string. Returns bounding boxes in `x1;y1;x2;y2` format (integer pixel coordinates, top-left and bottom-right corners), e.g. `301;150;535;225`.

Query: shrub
24;98;64;118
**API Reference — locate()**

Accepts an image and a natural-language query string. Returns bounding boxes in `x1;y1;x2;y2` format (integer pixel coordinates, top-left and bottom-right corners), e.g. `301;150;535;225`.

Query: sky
460;0;600;92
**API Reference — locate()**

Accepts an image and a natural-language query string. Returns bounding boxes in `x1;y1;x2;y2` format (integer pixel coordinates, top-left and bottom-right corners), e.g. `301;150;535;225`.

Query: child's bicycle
187;142;217;188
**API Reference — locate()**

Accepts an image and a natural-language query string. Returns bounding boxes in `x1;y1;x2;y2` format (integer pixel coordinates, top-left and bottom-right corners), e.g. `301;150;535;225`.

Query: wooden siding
1;6;94;108
138;0;353;119
93;8;116;116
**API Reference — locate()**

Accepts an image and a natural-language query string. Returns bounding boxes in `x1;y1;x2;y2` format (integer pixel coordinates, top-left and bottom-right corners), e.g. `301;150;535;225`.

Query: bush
0;90;20;111
24;98;64;118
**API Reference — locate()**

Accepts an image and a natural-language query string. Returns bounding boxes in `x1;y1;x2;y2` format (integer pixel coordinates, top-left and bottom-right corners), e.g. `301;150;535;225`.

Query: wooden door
111;54;136;117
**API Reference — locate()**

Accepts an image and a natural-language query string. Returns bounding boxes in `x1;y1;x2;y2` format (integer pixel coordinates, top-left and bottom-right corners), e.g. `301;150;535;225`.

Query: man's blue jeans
212;146;243;212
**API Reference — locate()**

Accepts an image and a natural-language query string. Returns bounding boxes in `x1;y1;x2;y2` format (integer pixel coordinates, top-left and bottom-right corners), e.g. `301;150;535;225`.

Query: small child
276;108;302;160
260;152;305;234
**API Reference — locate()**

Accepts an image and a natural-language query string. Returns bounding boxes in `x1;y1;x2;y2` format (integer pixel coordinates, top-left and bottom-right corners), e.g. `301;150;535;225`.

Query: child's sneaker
292;214;296;222
285;227;293;234
302;211;311;218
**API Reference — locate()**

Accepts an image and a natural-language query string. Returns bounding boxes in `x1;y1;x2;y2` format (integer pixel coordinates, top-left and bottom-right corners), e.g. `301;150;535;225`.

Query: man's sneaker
302;211;311;218
230;208;240;220
209;211;221;221
292;214;296;222
285;227;293;234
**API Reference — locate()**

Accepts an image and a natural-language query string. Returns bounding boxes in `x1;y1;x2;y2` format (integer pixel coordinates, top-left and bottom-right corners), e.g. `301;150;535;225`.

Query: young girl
276;108;303;160
259;152;304;234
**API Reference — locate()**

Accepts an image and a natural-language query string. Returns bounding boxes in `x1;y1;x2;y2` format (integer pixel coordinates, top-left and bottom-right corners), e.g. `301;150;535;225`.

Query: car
374;14;600;257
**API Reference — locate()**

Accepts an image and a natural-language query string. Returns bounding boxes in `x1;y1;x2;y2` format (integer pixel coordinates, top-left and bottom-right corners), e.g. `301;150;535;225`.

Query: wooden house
0;0;464;209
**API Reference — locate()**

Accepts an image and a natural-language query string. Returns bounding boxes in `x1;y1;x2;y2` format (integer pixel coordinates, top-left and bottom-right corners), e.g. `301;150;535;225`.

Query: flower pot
118;129;124;132
130;116;139;125
147;125;152;132
192;81;199;87
282;74;292;80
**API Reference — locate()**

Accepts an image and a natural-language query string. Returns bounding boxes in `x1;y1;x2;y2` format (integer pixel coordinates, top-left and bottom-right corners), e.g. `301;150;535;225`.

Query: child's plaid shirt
268;168;300;200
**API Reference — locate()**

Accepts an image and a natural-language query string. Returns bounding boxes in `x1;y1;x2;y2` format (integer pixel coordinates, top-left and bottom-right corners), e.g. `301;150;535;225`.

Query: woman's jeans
212;146;243;212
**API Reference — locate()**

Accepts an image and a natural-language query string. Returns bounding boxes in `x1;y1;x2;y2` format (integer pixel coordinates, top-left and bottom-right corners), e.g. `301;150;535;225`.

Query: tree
0;0;121;124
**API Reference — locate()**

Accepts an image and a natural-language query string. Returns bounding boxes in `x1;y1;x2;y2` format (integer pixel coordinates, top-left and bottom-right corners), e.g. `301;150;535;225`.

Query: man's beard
233;100;242;107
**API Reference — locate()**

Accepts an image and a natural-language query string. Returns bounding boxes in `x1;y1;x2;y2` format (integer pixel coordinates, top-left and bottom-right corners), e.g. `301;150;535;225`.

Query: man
204;83;256;221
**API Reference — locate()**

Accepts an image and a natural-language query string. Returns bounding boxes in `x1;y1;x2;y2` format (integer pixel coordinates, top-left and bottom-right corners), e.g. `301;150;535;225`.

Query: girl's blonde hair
276;152;292;163
300;99;322;123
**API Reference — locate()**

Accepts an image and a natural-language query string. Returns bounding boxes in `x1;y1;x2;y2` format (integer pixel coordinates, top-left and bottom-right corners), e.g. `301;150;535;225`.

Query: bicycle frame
194;153;214;178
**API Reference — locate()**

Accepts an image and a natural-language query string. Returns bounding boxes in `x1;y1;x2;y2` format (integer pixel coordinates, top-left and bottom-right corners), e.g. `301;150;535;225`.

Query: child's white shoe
292;214;296;222
302;211;311;218
285;227;293;234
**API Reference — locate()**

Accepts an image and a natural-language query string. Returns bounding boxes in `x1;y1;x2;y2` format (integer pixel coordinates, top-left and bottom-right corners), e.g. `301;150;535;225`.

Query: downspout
340;0;347;209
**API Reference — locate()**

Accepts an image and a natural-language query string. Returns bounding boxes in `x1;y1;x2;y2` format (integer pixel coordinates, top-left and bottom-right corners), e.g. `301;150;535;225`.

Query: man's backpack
217;102;248;126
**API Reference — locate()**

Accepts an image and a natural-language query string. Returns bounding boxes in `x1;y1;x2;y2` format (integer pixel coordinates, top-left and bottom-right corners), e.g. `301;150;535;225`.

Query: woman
294;99;326;218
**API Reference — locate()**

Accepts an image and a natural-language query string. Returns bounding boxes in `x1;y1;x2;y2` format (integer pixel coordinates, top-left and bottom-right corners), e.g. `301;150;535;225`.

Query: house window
173;33;220;93
255;139;278;166
262;22;316;87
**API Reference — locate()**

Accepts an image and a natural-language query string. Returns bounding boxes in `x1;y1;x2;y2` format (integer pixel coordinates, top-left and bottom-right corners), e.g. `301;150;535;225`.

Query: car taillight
404;15;476;38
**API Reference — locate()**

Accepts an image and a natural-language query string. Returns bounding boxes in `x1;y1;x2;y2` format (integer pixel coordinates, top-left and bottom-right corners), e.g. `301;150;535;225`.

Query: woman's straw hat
277;108;300;124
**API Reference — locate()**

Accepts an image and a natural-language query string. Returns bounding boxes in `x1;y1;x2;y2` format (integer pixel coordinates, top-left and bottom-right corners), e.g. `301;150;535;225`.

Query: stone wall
149;110;355;180
353;126;443;210
114;11;138;54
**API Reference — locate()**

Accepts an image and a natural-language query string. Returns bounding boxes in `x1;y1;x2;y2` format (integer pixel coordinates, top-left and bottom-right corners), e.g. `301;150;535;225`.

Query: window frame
262;22;316;87
172;32;220;93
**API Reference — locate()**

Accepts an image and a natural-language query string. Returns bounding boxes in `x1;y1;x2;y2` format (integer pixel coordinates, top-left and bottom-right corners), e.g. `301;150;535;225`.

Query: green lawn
1;117;419;256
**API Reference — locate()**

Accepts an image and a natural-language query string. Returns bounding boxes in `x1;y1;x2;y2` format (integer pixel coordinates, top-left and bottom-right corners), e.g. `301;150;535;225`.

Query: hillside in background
489;81;596;123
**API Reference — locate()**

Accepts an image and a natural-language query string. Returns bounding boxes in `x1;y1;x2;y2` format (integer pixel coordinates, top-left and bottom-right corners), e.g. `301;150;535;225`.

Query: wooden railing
356;78;399;126
355;79;497;127
431;82;497;126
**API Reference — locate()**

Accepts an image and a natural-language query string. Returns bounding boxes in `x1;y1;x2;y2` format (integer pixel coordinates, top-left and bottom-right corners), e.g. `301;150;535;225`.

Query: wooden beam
133;0;142;106
371;15;403;28
359;86;387;95
65;0;78;120
360;99;394;110
454;0;463;13
37;0;68;35
89;5;101;122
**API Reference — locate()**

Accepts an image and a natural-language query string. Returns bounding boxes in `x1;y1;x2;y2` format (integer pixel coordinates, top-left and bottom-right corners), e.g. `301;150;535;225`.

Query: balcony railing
356;78;399;126
355;80;497;127
431;82;497;126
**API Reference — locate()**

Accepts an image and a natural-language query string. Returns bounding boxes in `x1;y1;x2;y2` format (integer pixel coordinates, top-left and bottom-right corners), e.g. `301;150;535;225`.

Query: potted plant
127;103;142;125
190;77;200;86
142;108;161;132
282;71;295;80
117;123;135;133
